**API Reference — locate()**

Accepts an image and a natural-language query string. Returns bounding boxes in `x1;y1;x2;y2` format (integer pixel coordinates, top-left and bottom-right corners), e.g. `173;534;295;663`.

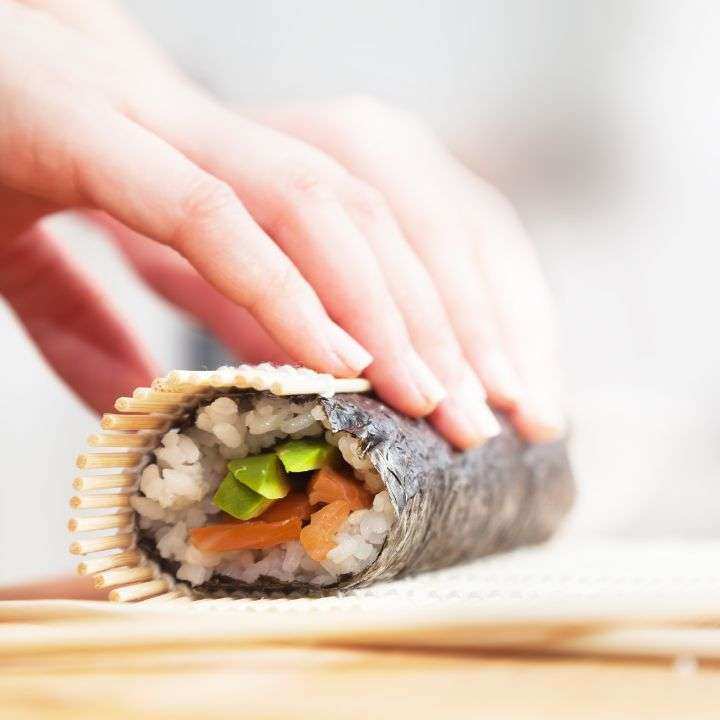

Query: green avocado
275;439;340;473
212;472;274;520
227;454;290;499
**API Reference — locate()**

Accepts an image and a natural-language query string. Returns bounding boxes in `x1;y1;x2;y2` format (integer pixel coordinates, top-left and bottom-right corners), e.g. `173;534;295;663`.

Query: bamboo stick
270;377;371;396
76;452;142;470
271;376;371;396
87;433;154;449
141;590;188;603
69;533;134;555
77;551;141;575
94;565;154;589
114;397;180;414
68;513;133;533
73;474;136;491
133;388;194;402
153;367;372;397
217;371;260;388
165;370;214;387
101;414;170;431
69;495;131;510
269;378;331;396
109;578;170;602
329;378;372;393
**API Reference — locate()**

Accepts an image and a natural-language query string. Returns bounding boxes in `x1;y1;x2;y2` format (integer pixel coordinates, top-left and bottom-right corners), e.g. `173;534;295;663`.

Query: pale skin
0;0;565;453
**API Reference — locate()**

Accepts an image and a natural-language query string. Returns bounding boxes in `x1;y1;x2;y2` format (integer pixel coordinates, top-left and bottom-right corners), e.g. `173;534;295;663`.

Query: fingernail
443;365;501;448
434;397;500;449
406;351;446;408
326;323;373;375
481;351;524;407
457;365;502;440
474;402;502;439
520;399;566;442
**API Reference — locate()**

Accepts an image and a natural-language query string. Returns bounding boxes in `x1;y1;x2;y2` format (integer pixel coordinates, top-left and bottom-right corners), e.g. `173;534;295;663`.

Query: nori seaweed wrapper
319;393;574;587
140;391;574;596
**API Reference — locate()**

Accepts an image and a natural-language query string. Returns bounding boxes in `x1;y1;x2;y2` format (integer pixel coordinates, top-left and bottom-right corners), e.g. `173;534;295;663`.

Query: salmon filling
131;393;395;587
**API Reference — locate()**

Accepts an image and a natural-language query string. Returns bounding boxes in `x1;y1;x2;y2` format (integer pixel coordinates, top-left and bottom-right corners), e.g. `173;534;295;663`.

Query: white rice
131;394;394;587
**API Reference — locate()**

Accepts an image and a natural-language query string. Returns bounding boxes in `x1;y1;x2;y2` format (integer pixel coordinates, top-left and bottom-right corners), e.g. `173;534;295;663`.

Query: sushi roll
70;364;574;601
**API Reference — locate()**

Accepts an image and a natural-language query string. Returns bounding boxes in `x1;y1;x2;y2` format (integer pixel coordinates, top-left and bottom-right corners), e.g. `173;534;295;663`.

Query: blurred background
1;0;717;582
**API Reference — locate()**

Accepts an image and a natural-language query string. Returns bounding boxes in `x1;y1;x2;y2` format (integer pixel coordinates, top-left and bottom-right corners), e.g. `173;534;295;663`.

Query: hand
247;98;565;442
0;1;563;447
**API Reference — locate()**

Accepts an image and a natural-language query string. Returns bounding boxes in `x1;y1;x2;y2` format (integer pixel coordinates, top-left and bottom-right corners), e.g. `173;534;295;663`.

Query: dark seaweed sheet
139;392;574;597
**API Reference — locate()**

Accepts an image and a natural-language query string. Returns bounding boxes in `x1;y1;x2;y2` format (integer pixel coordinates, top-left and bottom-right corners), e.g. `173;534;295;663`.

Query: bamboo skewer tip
69;532;135;555
76;452;143;470
77;550;142;575
70;494;132;510
68;512;134;533
109;578;170;602
73;474;137;491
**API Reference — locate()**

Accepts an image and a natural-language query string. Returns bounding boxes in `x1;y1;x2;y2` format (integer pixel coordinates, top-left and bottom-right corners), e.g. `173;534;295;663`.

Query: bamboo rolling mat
2;540;720;718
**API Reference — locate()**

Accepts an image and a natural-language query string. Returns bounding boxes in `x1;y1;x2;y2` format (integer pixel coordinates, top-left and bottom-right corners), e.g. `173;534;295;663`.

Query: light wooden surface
4;541;720;718
1;596;719;720
1;640;718;720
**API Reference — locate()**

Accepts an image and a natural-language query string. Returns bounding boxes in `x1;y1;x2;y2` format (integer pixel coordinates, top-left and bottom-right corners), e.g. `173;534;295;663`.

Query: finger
0;186;57;240
267;183;445;417
455;177;565;440
93;213;290;365
340;182;501;447
0;222;156;413
132;102;445;417
404;213;525;412
11;104;372;378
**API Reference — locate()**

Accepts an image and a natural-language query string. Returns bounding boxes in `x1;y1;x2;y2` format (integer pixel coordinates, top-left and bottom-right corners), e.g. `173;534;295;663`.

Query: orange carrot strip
190;518;301;552
307;466;372;511
299;500;351;562
262;492;312;522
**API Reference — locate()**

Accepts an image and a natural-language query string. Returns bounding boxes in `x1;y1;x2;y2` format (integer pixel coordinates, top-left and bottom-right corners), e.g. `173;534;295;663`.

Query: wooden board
3;540;720;718
1;643;718;720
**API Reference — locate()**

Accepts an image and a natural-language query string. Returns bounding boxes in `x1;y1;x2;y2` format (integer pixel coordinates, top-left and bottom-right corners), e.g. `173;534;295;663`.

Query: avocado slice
212;472;274;520
275;439;340;473
228;454;290;499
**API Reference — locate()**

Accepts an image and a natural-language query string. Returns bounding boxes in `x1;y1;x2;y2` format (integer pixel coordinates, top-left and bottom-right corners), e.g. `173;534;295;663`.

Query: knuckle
344;180;389;223
246;262;298;314
267;165;339;238
182;178;237;219
283;166;336;202
172;177;237;246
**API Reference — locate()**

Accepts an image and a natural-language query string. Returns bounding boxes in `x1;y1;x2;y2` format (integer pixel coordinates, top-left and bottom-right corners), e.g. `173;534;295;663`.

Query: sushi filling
131;394;394;588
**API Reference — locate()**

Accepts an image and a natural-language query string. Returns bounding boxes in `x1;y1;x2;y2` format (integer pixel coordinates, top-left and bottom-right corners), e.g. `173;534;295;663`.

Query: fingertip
405;350;447;409
325;322;373;377
513;399;566;443
474;350;525;411
431;398;501;450
429;361;502;447
366;352;446;419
